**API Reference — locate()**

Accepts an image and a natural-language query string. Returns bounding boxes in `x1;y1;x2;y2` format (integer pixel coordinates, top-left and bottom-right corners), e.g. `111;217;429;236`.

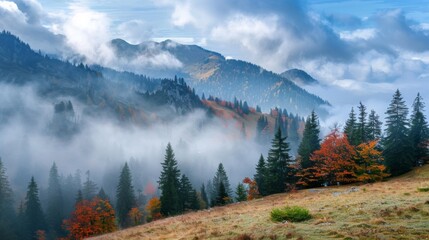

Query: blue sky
1;0;429;123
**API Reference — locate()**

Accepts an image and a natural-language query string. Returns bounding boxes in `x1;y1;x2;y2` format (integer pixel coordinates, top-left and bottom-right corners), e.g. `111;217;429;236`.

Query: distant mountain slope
110;39;330;117
0;31;204;125
281;68;319;86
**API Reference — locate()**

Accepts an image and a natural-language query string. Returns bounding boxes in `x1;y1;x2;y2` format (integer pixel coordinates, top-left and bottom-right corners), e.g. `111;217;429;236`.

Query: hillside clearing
91;165;429;240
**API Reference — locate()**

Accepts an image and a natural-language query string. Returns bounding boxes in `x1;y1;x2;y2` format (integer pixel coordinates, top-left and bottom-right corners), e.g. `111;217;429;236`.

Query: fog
0;83;264;201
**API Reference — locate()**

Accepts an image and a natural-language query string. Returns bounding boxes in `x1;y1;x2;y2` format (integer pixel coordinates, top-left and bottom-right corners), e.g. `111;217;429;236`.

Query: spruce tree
178;174;193;212
266;128;294;194
254;154;267;196
46;162;64;237
0;158;17;240
75;190;83;205
409;93;429;166
298;111;321;169
215;182;228;206
235;183;247;202
344;107;358;145
82;171;98;200
367;110;382;141
356;102;368;144
383;90;413;175
24;177;47;240
158;143;181;216
211;163;232;206
200;184;209;209
98;188;109;201
116;162;136;228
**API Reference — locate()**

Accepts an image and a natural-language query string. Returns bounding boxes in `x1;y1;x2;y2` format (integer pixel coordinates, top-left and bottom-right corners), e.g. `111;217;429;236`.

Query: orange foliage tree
297;129;358;187
355;140;389;182
243;177;260;200
145;197;162;222
128;207;143;226
63;197;117;240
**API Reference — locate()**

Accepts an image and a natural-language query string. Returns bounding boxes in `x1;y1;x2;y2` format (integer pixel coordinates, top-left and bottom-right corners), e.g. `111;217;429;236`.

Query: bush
417;187;429;192
270;206;311;222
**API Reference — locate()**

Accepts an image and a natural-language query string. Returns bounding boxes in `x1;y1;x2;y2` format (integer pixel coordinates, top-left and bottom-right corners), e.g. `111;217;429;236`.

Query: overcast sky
1;0;429;123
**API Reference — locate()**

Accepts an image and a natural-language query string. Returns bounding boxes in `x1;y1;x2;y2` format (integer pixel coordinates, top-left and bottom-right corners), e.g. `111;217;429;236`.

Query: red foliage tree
63;197;117;240
243;177;260;200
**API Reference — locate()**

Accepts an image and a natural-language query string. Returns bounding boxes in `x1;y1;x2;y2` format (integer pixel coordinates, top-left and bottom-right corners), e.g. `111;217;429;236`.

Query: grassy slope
92;165;429;240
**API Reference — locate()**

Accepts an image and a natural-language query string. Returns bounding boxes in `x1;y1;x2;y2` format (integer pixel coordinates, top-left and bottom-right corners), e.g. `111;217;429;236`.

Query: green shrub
417;187;429;192
270;206;311;222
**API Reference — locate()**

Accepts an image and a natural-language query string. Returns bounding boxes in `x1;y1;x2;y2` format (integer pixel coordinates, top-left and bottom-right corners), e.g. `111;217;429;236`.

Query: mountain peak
280;68;319;86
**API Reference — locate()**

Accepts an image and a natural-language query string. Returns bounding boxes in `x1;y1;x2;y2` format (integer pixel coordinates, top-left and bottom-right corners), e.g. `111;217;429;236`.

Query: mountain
110;39;330;117
0;31;204;126
280;68;319;86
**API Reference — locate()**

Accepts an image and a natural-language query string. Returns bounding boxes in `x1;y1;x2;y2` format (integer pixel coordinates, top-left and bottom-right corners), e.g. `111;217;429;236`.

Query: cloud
117;20;153;44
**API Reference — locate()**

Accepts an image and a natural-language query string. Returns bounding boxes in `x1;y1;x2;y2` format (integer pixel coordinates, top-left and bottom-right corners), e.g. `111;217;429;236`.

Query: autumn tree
299;129;357;187
24;177;47;240
383;90;413;175
145;197;162;222
235;183;247;202
298;111;321;170
128;208;143;226
243;177;260;200
409;93;429;166
63;197;116;239
266;128;294;194
158;143;181;216
116;162;136;228
355;141;389;182
46;162;64;237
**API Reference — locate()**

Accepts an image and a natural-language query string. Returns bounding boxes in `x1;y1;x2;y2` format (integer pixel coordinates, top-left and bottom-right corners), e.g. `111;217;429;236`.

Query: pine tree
0;158;17;240
46;162;64;237
211;163;232;206
24;177;47;240
178;174;193;212
200;184;209;209
266;128;294;194
409;93;429;166
356;102;368;144
367;110;382;141
98;188;109;201
215;182;228;206
116;162;136;228
383;90;413;175
158;143;181;216
82;171;98;200
254;154;268;196
298;111;321;169
235;183;247;202
344;107;358;145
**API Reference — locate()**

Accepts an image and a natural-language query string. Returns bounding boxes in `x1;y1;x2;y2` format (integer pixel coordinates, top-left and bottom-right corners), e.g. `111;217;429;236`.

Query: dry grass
91;165;429;240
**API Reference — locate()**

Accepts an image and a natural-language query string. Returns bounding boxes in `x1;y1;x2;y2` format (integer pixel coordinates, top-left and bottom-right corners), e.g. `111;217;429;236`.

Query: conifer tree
98;188;109;201
116;162;136;228
383;90;413;175
211;163;232;206
82;171;98;200
235;183;247;202
0;158;17;240
266;128;294;194
75;190;83;205
344;107;358;145
158;143;181;216
24;177;47;240
409;93;429;166
356;102;368;144
367;110;382;141
178;174;193;212
200;184;209;209
254;154;268;196
215;182;228;206
46;162;64;237
298;111;321;169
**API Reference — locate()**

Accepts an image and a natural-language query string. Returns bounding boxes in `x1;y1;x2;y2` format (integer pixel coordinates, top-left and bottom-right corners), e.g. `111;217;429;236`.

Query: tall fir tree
211;163;232;206
254;154;268;196
116;162;136;228
46;162;64;237
82;171;98;200
158;143;181;216
367;110;382;141
235;183;247;202
383;90;414;175
200;184;209;209
298;111;321;169
266;128;294;194
24;177;47;240
344;107;359;145
178;174;193;212
215;181;228;206
409;93;429;166
356;102;368;144
0;158;18;240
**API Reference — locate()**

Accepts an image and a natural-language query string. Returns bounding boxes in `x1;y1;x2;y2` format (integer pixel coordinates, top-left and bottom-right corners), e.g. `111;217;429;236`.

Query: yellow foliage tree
355;140;389;182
